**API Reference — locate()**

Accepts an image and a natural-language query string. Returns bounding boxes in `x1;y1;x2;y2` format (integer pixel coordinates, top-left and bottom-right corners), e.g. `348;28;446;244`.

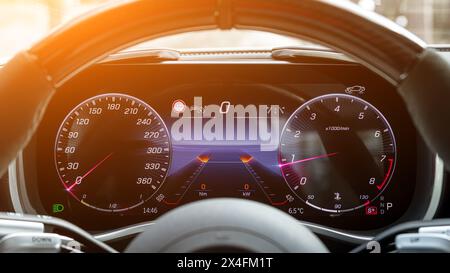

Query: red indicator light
365;206;378;216
172;99;186;113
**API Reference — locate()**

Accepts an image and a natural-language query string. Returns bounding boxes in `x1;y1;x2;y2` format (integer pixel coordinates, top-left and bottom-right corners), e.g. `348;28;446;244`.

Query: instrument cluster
21;60;435;233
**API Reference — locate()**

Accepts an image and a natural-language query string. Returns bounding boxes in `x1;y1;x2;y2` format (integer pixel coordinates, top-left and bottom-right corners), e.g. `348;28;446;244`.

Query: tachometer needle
66;152;114;191
279;152;338;168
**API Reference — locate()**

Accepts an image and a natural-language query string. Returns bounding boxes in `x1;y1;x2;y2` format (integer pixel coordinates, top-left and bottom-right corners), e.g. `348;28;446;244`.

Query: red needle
279;152;338;168
66;152;114;191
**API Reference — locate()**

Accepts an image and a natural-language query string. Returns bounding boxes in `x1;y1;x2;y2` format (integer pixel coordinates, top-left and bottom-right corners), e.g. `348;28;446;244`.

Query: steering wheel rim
0;0;449;252
125;198;329;253
30;0;426;85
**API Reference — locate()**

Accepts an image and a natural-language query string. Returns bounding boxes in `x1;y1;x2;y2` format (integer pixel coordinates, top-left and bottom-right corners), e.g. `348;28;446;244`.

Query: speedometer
279;94;396;213
54;93;171;213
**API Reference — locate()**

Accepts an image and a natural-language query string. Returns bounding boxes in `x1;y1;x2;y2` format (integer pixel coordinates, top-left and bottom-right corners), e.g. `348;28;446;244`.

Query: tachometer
278;94;396;213
54;93;171;212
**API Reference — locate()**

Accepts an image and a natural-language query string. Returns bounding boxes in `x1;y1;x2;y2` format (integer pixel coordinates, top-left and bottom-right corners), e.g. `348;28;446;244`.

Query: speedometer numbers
55;93;171;213
279;94;396;213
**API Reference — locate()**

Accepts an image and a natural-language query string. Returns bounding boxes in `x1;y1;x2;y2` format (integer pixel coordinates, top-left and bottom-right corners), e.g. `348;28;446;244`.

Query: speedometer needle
66;152;114;191
278;152;338;168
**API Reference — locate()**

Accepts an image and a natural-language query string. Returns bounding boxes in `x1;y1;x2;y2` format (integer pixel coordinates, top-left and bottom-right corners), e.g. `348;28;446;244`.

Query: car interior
0;0;450;254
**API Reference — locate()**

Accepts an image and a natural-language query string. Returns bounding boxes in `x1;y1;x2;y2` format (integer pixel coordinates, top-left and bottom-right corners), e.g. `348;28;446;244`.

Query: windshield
0;0;448;62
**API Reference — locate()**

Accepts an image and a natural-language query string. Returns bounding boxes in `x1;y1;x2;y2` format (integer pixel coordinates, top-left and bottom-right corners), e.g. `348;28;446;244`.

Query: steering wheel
0;0;449;253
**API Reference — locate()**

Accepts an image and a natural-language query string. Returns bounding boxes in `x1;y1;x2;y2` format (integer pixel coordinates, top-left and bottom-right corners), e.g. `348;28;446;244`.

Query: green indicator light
52;203;64;213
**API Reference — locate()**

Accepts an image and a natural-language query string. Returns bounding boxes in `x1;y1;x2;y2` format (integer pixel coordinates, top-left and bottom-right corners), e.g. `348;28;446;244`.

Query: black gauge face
279;94;396;213
54;93;171;212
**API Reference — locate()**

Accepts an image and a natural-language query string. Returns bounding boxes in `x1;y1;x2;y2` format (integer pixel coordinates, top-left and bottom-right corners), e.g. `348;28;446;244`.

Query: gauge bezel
278;93;398;213
53;92;172;213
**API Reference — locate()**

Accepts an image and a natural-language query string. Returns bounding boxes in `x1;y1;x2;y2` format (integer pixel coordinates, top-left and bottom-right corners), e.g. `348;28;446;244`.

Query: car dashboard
2;47;448;249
